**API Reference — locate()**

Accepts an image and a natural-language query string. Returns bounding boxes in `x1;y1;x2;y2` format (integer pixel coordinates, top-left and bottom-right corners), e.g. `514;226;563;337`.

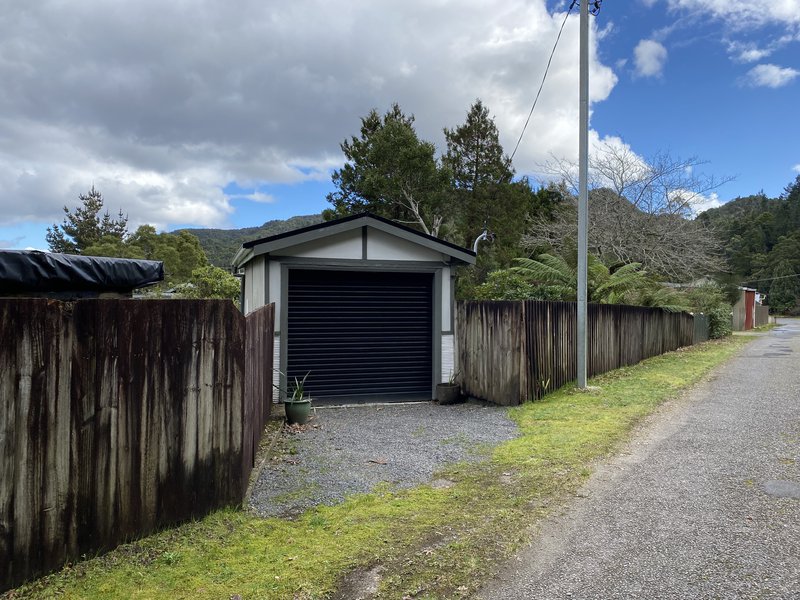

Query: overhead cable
510;1;577;162
510;1;606;162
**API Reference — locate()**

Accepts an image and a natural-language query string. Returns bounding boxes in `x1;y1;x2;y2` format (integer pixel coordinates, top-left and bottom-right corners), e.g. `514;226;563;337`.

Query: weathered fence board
458;300;697;406
243;304;275;485
0;298;274;592
693;314;711;343
754;304;770;328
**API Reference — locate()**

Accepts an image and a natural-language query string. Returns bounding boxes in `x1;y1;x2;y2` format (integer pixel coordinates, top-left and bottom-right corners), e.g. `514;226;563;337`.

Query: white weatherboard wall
243;255;265;314
367;228;445;262
273;335;281;395
281;229;362;259
441;334;455;382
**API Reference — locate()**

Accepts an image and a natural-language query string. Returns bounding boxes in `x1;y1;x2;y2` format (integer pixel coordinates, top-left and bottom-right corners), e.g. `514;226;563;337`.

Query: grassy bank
7;336;749;599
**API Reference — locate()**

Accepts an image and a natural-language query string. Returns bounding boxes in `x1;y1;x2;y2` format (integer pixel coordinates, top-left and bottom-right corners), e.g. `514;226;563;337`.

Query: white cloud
793;164;800;173
239;192;276;204
665;0;800;28
738;48;773;62
687;191;722;215
665;1;800;71
634;40;668;77
0;0;617;229
727;41;773;63
744;63;800;88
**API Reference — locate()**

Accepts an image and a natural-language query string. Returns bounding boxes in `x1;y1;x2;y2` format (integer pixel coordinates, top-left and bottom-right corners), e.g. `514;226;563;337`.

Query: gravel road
248;401;518;518
479;321;800;600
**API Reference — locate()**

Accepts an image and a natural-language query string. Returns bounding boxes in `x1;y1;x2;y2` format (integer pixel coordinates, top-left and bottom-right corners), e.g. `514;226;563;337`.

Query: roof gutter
231;245;253;270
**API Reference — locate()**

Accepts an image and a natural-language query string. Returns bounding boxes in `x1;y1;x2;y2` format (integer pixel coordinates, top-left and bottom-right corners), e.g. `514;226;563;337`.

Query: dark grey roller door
287;269;433;400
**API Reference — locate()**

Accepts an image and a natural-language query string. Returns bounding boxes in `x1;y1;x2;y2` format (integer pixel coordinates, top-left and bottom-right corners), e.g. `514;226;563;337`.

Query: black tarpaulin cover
0;250;164;292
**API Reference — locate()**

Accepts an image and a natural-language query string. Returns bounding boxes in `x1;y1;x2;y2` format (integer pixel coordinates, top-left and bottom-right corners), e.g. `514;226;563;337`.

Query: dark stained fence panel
458;300;698;406
693;313;711;343
0;298;274;593
287;269;433;399
243;304;275;483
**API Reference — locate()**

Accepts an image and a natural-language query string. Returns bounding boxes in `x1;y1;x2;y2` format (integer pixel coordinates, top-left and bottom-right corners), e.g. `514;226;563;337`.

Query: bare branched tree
526;143;729;281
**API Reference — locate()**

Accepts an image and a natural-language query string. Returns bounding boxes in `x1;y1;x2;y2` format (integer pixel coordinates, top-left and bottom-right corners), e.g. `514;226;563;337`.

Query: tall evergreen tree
324;104;449;236
443;99;513;192
768;260;800;314
46;186;128;254
443;99;536;269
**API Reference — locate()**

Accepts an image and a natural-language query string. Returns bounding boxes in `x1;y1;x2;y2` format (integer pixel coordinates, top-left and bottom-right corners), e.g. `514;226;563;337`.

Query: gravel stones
248;401;518;518
480;321;800;600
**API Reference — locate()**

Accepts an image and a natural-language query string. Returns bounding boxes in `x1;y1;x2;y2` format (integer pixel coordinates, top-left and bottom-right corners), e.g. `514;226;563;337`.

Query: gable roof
232;212;476;267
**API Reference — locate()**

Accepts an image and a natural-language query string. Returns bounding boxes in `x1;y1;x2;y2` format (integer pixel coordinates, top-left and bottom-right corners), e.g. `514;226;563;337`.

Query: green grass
7;336;749;600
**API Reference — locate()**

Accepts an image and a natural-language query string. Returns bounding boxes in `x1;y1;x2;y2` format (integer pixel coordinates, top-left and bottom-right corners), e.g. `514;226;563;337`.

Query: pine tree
325;104;449;236
768;259;800;314
443;99;535;270
46;186;128;254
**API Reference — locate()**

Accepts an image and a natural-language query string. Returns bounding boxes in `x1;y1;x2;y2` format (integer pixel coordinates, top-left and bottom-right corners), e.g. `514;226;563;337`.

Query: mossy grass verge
5;336;749;600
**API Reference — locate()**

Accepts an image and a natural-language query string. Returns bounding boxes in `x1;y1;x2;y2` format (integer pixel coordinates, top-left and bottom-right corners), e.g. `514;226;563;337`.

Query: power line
509;1;577;162
510;2;605;163
741;272;800;285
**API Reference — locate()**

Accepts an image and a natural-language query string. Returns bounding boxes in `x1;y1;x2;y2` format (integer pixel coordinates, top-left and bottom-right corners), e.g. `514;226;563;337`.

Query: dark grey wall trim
362;226;368;260
450;269;457;332
279;262;289;401
271;257;448;269
432;268;442;395
263;254;270;306
239;272;246;314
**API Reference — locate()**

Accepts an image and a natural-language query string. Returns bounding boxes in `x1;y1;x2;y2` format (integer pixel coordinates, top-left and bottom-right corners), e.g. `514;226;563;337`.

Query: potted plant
436;370;461;405
283;372;312;425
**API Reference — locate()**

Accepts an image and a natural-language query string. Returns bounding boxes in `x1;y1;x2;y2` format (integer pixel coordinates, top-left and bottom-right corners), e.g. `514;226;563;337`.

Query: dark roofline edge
241;212;476;257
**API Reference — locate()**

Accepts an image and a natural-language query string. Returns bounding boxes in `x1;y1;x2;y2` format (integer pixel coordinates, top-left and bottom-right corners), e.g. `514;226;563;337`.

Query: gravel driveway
248;401;518;518
480;321;800;600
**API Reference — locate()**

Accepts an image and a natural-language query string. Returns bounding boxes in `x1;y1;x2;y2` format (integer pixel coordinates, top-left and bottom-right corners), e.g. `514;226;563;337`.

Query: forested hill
698;175;800;312
175;214;323;267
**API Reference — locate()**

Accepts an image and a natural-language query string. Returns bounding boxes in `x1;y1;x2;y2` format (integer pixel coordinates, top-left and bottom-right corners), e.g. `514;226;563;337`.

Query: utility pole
577;0;589;388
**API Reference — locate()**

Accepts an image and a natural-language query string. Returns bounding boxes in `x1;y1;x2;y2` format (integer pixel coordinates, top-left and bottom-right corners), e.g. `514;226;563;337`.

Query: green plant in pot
436;370;462;405
284;372;312;425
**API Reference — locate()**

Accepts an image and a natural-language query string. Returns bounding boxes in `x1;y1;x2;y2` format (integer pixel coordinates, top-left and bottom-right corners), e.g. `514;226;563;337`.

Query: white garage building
232;212;476;401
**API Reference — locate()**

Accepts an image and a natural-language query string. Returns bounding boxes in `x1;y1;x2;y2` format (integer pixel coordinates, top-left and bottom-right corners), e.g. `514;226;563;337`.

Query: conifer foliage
46;186;128;254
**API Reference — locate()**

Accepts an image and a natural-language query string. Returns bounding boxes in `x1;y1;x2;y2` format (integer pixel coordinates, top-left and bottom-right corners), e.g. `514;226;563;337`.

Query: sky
1;0;798;251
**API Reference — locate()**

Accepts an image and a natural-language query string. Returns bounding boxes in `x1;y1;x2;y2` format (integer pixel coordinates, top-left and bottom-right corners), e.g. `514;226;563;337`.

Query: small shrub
686;283;732;339
471;269;563;301
707;305;732;339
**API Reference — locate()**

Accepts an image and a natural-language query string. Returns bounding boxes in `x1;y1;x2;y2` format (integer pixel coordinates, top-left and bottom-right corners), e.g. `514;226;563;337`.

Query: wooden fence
755;304;771;328
457;300;696;406
243;304;275;472
693;313;710;344
0;299;274;592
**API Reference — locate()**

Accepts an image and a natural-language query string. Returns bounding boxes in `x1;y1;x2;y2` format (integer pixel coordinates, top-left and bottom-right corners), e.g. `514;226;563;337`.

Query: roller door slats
287;269;433;399
286;361;432;372
288;351;431;361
